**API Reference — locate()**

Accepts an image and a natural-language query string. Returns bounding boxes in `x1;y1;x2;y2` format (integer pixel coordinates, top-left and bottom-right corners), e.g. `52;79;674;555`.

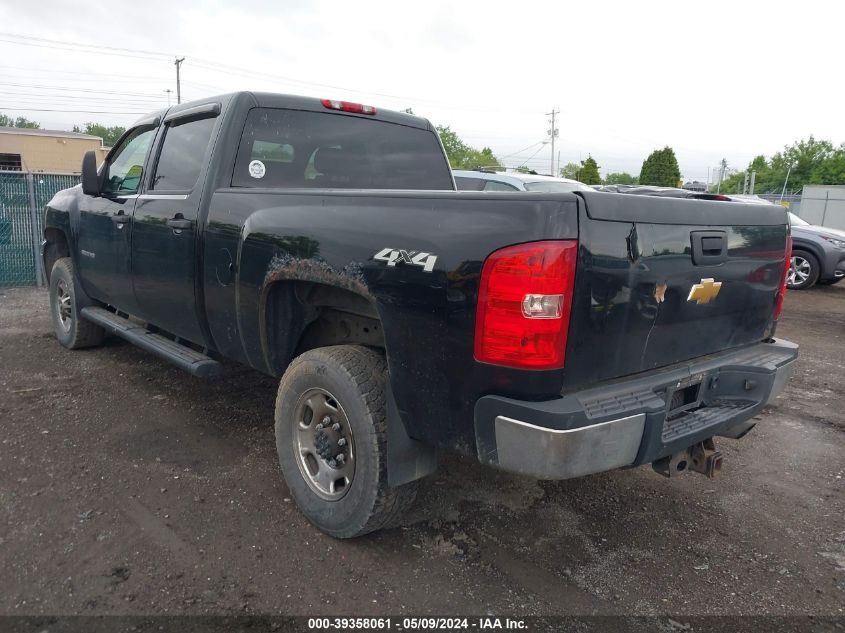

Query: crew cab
42;92;797;537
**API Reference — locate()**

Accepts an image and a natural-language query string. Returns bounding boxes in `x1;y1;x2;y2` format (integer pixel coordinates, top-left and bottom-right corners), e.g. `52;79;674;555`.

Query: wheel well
264;281;384;375
791;241;823;267
43;228;70;283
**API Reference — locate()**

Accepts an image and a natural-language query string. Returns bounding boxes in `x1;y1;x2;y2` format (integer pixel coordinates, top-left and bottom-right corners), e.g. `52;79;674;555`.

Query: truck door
76;125;156;311
130;106;219;344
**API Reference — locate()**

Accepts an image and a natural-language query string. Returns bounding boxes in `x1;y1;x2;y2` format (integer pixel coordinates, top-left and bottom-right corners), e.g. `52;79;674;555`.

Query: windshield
789;212;810;226
523;181;591;193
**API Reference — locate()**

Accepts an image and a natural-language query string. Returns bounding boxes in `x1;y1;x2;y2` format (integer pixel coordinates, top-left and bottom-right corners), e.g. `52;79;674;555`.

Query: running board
80;307;223;377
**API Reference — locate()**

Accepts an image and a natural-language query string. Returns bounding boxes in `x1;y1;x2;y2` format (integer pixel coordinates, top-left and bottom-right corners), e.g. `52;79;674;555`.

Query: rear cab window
232;108;453;190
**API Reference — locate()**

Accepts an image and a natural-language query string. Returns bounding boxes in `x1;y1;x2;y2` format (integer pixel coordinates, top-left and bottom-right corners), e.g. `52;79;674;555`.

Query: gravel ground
0;285;842;617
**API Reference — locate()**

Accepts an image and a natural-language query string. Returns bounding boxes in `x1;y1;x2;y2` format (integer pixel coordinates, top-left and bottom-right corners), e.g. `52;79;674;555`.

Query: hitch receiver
653;438;723;479
688;438;722;478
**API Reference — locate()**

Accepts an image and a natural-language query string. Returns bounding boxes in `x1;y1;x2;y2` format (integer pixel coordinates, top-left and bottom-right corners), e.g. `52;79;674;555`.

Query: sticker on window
248;160;266;179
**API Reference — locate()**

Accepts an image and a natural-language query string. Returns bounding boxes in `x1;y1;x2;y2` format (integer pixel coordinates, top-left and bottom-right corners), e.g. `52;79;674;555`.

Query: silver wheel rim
292;387;355;501
788;256;811;286
55;279;73;333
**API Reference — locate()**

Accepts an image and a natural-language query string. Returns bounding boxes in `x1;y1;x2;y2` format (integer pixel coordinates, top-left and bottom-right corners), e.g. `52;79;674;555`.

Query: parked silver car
788;212;845;289
453;169;593;193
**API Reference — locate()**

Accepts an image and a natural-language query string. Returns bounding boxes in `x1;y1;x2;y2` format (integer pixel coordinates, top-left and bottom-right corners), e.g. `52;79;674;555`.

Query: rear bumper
474;338;798;480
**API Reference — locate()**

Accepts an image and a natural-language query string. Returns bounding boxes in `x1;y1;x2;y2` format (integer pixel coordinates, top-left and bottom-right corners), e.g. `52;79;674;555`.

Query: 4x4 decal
373;248;437;273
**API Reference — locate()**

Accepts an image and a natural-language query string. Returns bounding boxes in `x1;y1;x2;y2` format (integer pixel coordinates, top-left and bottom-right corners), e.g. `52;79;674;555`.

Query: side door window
102;127;156;195
483;180;519;192
150;116;217;193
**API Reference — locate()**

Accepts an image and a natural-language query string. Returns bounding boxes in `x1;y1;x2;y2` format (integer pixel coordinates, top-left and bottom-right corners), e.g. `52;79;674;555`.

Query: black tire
275;345;417;538
787;249;820;290
49;257;105;349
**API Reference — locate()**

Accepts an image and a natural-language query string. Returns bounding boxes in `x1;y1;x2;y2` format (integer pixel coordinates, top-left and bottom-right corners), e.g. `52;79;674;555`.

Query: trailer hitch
653;438;723;479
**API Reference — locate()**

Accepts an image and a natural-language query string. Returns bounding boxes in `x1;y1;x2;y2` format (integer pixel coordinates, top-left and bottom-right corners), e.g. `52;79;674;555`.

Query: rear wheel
274;345;417;538
787;250;820;290
49;257;104;349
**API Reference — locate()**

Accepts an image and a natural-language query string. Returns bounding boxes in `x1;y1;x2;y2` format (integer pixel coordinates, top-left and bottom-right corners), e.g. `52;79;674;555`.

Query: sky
1;0;842;182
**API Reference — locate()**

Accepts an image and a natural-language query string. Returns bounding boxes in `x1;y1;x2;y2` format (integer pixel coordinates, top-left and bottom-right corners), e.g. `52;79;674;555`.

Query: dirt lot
0;285;842;617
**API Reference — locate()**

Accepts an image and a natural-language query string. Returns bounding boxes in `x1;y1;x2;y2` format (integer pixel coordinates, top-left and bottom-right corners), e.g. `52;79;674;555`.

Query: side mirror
81;150;100;196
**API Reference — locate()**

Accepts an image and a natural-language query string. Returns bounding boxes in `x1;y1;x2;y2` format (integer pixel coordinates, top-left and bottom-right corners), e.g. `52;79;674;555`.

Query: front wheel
49;257;105;349
274;345;417;538
786;249;820;290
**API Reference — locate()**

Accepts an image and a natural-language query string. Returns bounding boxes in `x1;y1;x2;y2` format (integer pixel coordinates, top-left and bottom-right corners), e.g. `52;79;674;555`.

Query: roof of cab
132;91;433;131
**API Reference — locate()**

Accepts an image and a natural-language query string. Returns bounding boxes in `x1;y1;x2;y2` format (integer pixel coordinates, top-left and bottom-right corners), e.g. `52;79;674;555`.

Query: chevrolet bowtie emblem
687;278;722;305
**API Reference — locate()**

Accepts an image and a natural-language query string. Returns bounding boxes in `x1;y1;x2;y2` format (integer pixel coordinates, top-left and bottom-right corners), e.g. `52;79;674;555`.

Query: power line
516;144;548;169
0;64;169;82
0;81;170;98
499;141;546;159
0;32;170;59
0;107;148;114
0;32;542;115
0;37;168;63
0;32;446;106
0;90;166;104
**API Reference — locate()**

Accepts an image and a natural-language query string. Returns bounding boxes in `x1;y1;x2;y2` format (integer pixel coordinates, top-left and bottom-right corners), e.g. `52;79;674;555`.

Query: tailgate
563;191;789;388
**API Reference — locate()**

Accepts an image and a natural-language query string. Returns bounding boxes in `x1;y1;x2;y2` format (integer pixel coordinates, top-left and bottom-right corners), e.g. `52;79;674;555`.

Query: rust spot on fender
263;253;372;300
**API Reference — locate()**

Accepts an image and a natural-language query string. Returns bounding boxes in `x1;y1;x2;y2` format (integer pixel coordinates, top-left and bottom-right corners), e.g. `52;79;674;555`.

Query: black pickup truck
42;92;797;537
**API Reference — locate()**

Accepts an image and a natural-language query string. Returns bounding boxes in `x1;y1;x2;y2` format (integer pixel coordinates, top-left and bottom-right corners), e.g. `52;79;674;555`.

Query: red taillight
474;240;578;370
774;236;792;321
321;98;377;115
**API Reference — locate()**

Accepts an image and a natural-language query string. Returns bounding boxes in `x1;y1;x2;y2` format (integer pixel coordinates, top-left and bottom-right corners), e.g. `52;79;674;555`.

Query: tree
74;122;125;147
435;125;502;170
559;162;580;179
719;138;845;195
604;172;638;185
639;146;681;187
578;156;601;185
0;113;40;128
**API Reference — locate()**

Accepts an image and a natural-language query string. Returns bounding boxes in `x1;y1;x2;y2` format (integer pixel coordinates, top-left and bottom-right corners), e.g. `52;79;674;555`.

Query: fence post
25;172;45;287
821;191;830;226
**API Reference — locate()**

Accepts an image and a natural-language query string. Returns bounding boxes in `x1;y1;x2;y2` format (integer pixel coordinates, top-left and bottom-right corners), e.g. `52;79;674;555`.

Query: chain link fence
756;193;802;216
0;171;79;288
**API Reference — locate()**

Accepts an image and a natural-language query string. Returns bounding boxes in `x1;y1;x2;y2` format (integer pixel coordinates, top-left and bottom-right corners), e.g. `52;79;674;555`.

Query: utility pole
749;170;756;195
716;158;727;193
546;108;559;176
164;88;172;106
174;57;185;104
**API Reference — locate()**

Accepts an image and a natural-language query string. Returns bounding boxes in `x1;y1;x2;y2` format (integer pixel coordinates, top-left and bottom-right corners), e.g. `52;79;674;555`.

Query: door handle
112;213;130;225
690;230;727;265
166;218;193;230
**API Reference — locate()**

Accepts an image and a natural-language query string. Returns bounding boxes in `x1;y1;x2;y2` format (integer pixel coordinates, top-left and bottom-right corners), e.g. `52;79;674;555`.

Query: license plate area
666;376;704;419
